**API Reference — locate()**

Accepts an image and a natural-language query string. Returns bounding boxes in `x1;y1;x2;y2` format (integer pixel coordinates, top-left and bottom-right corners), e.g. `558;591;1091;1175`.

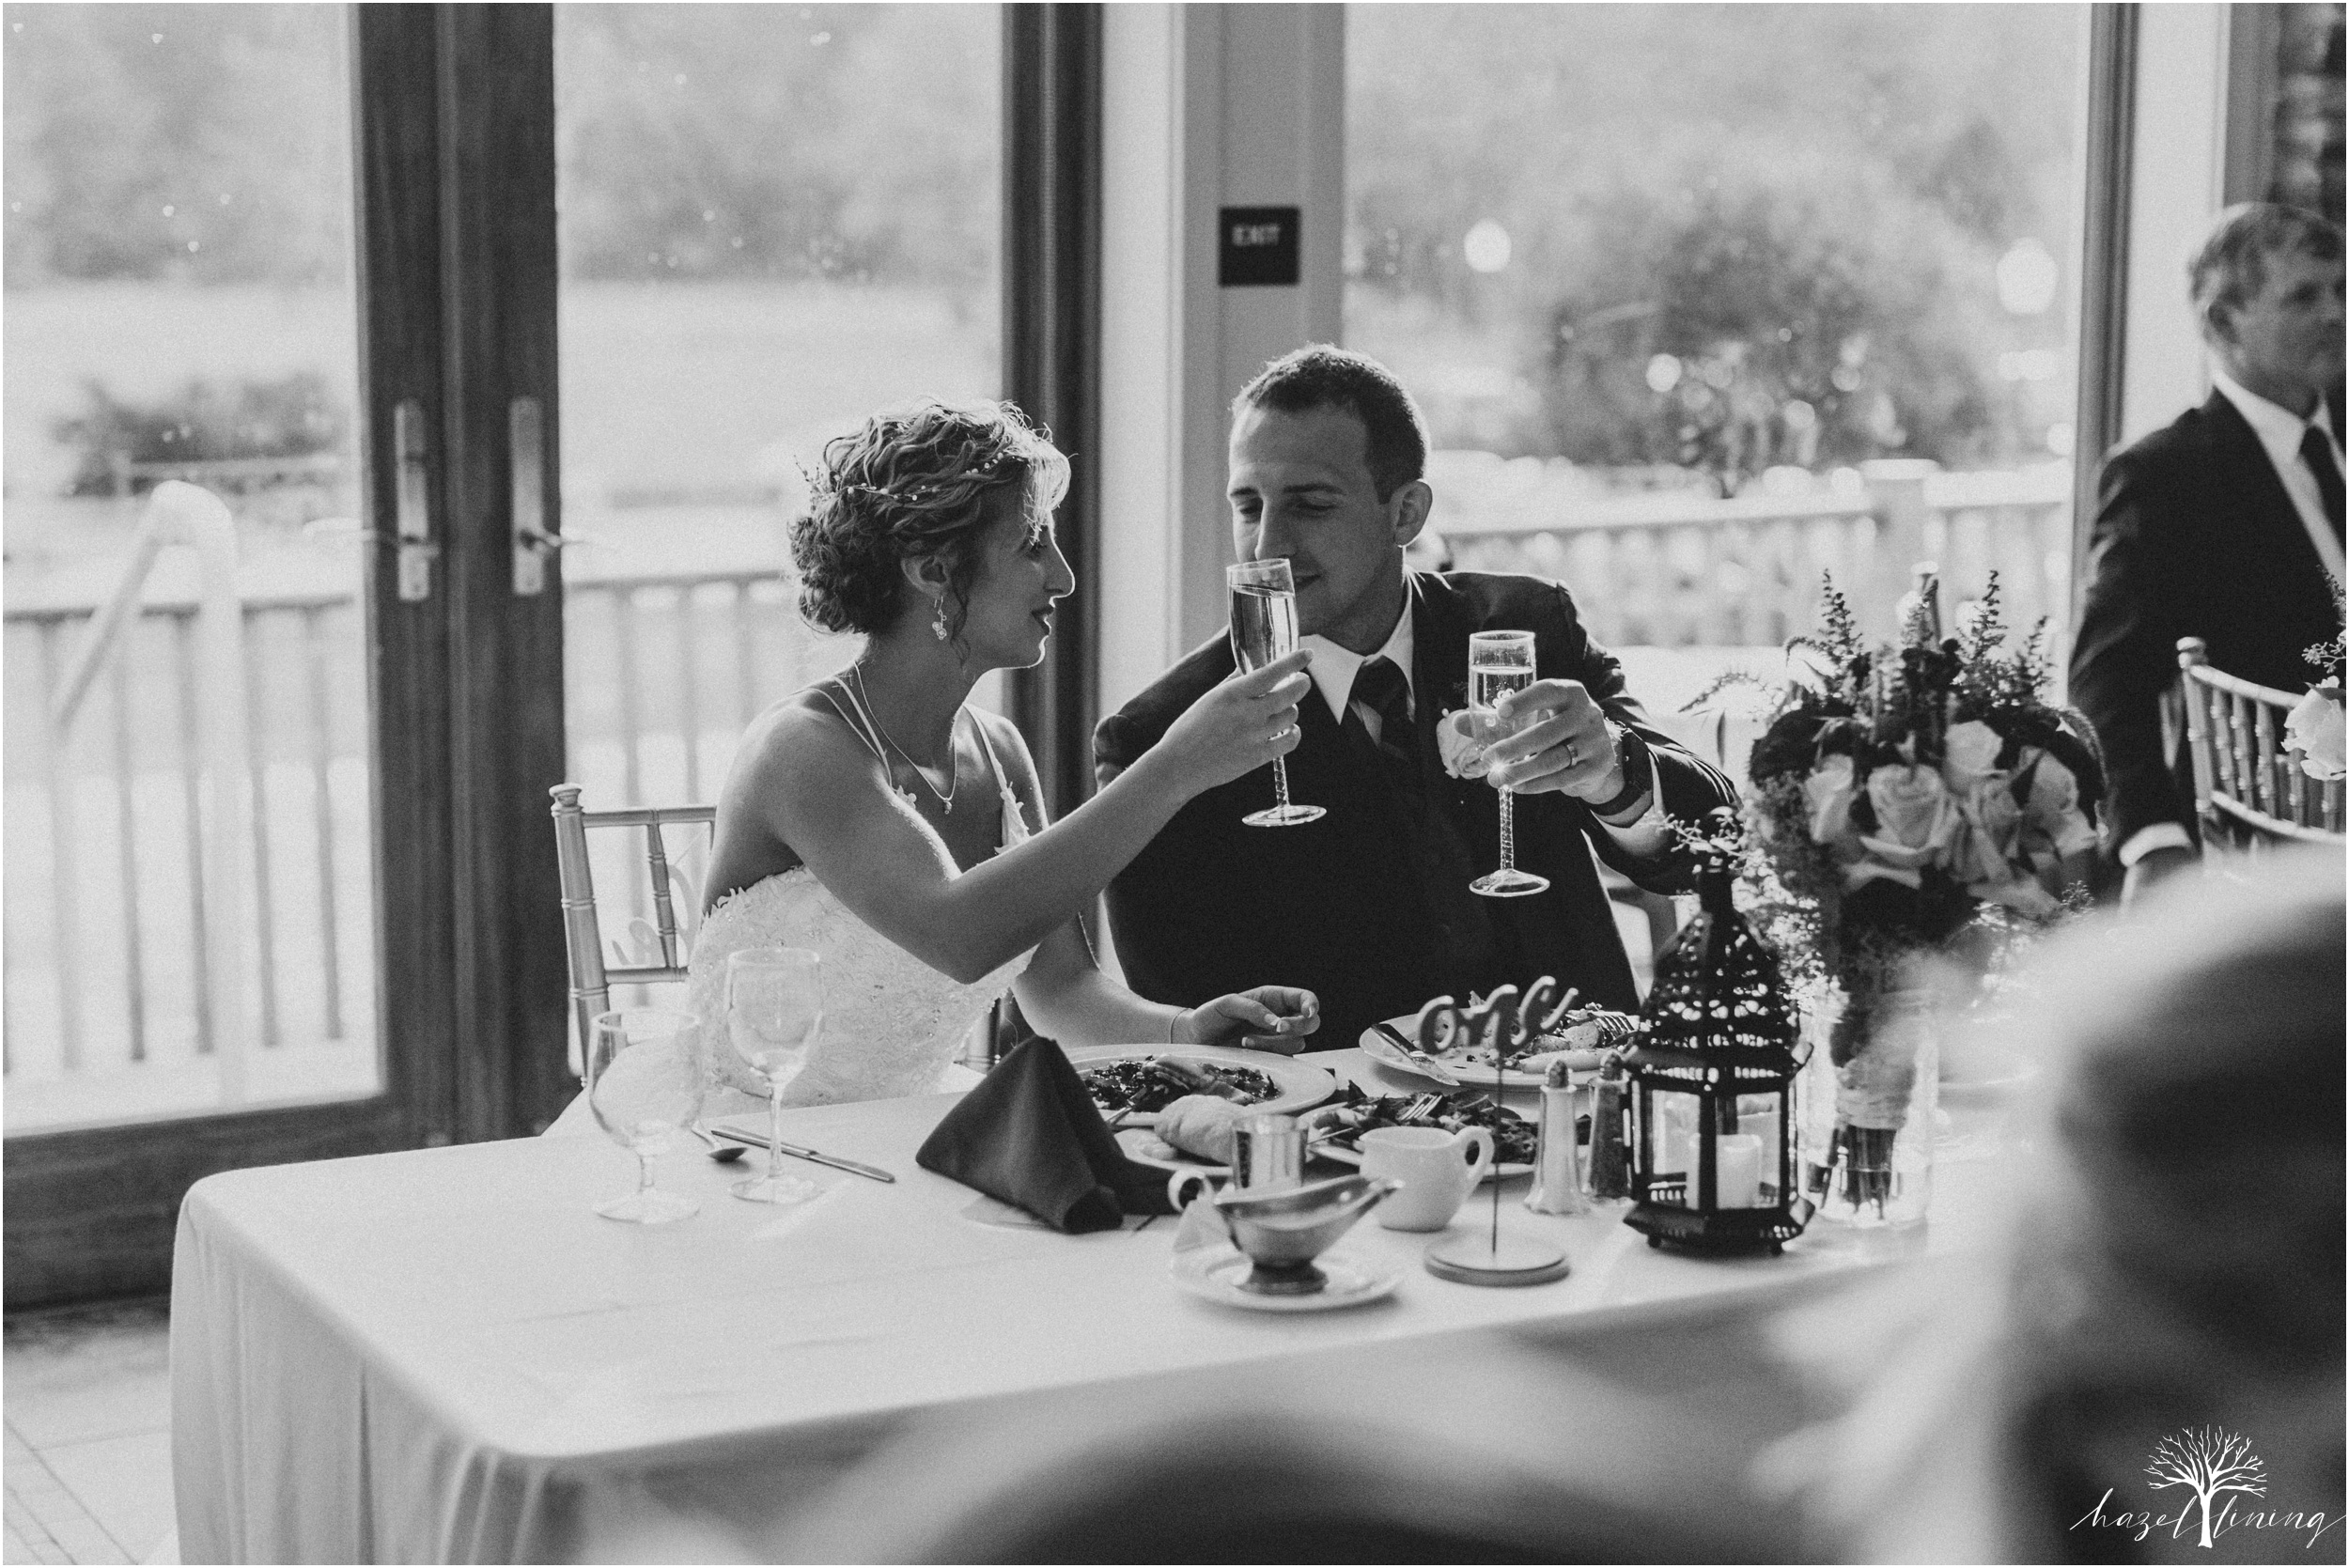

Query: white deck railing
2;458;2072;1129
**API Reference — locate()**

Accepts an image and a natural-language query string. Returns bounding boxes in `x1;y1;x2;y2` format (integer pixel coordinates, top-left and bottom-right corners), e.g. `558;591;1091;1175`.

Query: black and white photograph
1;3;2341;1563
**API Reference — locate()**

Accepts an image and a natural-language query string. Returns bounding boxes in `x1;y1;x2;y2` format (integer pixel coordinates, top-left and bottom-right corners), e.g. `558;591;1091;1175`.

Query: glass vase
1799;984;1937;1228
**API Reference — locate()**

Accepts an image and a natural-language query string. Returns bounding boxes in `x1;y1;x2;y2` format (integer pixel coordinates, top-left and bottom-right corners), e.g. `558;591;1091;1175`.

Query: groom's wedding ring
1563;739;1579;770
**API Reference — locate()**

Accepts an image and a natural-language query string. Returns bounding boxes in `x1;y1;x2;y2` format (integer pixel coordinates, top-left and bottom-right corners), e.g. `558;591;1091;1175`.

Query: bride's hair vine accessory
788;401;1072;642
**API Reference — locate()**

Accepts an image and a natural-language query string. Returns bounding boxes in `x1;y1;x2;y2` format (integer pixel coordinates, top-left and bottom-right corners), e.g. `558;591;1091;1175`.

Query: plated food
1307;1085;1540;1172
1066;1046;1337;1129
1080;1057;1275;1116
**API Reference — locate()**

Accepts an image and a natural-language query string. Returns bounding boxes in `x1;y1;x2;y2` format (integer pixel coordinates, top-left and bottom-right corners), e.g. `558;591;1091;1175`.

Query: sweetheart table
170;1048;2018;1562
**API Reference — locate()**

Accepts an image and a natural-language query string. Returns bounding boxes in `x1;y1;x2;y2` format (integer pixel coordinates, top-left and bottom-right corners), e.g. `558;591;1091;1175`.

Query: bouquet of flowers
2283;576;2345;782
1703;570;2104;1214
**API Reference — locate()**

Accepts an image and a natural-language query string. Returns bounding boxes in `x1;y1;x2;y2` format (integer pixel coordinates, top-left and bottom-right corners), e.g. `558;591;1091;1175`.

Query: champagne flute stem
1271;755;1294;813
634;1144;654;1197
1498;785;1517;873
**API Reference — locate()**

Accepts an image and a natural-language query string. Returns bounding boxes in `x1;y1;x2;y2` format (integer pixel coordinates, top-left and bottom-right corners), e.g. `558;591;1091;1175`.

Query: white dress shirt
2123;373;2346;867
1301;597;1668;850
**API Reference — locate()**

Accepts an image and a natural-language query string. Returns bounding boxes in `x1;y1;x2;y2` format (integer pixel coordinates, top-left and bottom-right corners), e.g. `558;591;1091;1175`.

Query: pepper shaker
1525;1059;1588;1215
1586;1049;1633;1201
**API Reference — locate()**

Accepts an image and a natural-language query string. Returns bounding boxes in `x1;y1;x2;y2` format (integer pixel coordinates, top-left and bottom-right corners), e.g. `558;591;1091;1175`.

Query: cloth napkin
915;1039;1178;1233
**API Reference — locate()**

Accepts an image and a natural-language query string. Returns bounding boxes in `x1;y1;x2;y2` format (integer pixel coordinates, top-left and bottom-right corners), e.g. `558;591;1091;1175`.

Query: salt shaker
1585;1049;1633;1201
1525;1058;1589;1215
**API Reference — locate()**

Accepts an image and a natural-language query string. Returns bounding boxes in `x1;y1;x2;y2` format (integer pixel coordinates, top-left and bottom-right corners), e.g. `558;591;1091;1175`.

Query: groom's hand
1485;680;1628;802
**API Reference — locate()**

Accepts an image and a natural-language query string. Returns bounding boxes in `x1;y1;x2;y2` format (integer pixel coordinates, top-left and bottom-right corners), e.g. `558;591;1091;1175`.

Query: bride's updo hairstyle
791;400;1069;642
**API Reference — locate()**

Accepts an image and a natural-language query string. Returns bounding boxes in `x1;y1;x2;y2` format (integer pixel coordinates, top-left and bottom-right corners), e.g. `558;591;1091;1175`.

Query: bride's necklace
848;663;961;815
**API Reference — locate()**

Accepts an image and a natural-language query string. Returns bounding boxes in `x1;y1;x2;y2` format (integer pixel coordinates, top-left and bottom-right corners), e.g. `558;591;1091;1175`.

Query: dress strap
972;715;1030;847
810;677;892;770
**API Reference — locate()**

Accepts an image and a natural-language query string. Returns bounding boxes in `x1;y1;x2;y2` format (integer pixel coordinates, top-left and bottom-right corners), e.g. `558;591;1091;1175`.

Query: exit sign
1220;206;1300;287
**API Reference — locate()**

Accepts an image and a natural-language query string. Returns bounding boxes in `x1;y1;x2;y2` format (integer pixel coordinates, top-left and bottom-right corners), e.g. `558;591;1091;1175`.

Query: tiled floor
4;1301;176;1566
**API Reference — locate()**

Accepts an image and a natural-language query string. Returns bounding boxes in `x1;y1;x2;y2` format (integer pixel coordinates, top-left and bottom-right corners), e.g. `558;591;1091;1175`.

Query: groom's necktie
1347;656;1418;782
2302;425;2344;542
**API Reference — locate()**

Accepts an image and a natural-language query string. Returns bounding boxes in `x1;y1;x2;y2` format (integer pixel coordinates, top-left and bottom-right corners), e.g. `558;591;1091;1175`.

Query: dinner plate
1358;1017;1610;1091
1168;1245;1401;1313
1068;1046;1335;1129
1113;1126;1229;1178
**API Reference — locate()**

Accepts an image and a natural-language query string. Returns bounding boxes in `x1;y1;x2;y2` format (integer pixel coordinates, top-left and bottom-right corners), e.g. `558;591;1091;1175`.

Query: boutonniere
1437;707;1489;780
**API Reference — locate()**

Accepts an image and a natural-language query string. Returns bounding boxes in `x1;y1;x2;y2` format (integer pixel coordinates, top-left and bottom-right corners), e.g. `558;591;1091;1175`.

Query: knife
708;1126;896;1184
1371;1021;1462;1087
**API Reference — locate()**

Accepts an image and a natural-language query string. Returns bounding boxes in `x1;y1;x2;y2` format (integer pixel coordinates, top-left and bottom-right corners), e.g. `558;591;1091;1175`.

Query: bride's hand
1146;648;1313;797
1170;986;1320;1055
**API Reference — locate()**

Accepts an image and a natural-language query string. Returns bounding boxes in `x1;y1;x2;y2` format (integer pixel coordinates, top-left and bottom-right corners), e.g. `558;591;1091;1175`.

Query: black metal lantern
1625;846;1811;1255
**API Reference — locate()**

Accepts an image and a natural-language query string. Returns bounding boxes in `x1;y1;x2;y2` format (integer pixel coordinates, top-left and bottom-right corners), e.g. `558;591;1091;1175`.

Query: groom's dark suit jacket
2069;392;2341;849
1094;570;1737;1048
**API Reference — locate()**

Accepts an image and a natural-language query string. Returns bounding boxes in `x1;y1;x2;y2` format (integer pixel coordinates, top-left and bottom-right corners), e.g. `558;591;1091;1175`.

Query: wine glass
725;947;824;1204
584;1008;706;1223
1468;630;1550;898
1226;559;1326;828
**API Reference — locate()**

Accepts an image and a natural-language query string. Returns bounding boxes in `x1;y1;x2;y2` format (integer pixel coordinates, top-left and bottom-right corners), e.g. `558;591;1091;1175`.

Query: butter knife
708;1126;896;1184
1371;1021;1462;1087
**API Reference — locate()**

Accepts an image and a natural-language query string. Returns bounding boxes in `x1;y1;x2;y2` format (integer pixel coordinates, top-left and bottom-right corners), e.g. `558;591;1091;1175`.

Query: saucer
1169;1245;1401;1312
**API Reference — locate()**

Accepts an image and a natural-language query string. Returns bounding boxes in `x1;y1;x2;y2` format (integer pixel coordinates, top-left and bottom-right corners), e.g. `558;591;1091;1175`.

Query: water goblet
585;1008;706;1223
1468;629;1550;897
1227;558;1326;827
725;947;824;1204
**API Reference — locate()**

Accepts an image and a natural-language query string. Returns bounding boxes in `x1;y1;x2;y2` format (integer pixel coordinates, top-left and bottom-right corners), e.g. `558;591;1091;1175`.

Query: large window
3;5;376;1131
1346;5;2090;711
554;4;1003;821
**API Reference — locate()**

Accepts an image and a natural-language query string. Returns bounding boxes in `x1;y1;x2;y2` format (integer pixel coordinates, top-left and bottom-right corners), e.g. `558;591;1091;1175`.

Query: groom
1094;347;1736;1050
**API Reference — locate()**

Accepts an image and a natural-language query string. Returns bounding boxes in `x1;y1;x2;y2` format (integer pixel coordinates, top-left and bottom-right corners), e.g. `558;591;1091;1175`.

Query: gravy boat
1212;1172;1401;1296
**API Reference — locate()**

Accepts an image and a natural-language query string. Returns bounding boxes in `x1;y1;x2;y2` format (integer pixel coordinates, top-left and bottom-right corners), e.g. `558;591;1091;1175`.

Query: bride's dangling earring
931;596;950;642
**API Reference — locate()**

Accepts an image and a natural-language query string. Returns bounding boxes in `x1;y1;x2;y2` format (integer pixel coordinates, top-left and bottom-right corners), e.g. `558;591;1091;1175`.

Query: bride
689;398;1317;1111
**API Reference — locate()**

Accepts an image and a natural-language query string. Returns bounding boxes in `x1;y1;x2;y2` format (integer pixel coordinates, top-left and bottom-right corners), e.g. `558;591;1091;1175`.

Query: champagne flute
584;1009;705;1223
725;947;824;1204
1226;559;1325;828
1468;630;1550;898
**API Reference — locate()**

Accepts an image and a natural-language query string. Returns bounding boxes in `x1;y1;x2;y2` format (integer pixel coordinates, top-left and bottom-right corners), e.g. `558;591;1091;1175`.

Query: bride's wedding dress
689;681;1034;1110
547;683;1033;1137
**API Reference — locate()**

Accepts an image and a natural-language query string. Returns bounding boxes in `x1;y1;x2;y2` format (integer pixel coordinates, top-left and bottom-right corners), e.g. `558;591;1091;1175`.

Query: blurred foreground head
2000;850;2344;1558
1812;848;2344;1562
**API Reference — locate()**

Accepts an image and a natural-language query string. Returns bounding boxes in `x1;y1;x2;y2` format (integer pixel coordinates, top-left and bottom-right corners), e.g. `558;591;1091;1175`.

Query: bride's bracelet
1164;1008;1186;1045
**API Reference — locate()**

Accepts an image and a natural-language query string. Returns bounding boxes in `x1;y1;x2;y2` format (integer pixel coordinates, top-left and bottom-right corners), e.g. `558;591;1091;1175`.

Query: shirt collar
1299;591;1416;724
2212;365;2339;458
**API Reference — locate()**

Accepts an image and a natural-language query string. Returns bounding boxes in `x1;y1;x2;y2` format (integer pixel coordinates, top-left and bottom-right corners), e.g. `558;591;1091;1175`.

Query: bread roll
1156;1094;1247;1163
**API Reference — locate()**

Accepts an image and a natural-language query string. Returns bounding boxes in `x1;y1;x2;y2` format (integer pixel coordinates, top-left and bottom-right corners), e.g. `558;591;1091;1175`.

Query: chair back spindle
550;784;717;1055
2172;638;2344;852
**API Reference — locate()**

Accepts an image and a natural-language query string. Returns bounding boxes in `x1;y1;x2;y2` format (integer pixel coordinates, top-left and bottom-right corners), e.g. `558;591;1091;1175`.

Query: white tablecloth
171;1049;2013;1562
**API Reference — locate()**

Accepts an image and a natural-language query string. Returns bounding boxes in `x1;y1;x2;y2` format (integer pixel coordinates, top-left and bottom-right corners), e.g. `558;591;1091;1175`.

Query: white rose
1804;753;1859;844
1952;777;2023;887
1860;763;1960;870
1940;720;2004;792
2285;687;2347;782
2021;752;2100;862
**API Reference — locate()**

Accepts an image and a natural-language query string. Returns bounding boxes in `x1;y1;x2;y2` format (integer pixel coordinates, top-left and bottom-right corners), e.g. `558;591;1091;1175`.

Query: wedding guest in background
2069;204;2344;904
1793;848;2343;1561
1095;347;1737;1049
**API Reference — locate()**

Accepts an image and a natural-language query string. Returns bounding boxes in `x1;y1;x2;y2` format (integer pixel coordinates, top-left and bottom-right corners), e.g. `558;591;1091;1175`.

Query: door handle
393;399;438;602
509;396;587;595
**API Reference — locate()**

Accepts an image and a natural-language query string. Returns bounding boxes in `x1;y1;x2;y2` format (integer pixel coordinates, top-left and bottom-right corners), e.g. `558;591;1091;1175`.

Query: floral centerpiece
1702;571;2104;1222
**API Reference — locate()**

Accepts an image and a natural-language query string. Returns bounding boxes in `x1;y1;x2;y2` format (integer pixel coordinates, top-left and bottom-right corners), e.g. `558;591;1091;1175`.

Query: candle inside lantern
1735;1094;1781;1197
1714;1133;1764;1208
